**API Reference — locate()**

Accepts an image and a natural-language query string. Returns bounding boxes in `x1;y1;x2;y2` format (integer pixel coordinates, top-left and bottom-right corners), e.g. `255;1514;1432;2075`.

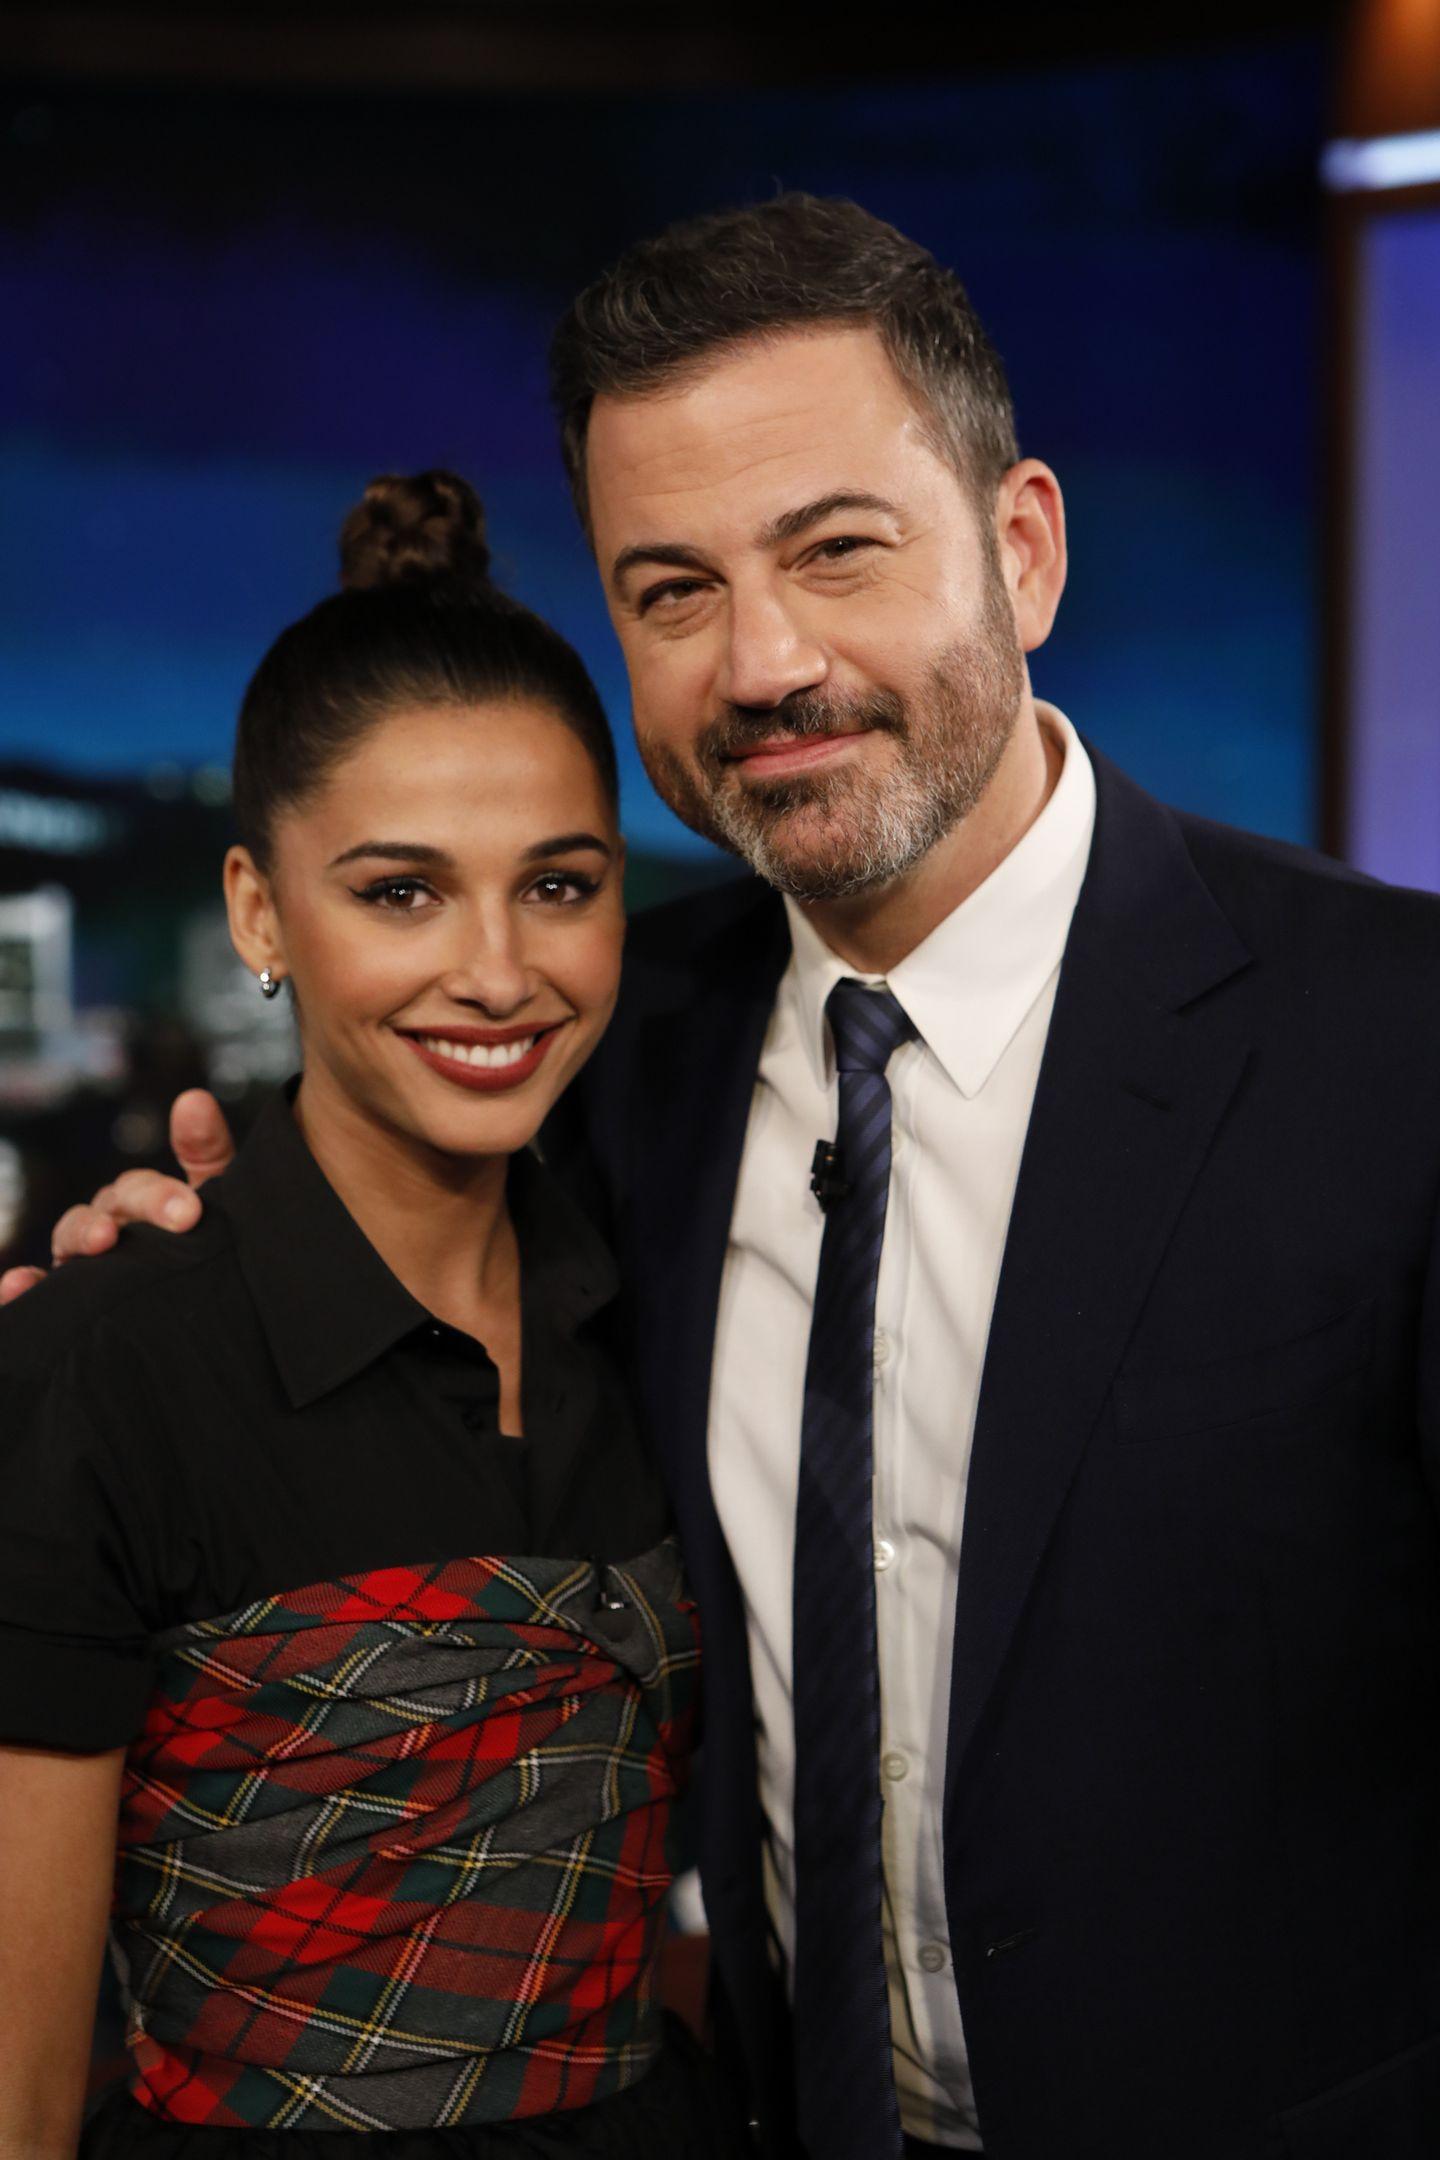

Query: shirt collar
783;702;1097;1101
212;1085;618;1410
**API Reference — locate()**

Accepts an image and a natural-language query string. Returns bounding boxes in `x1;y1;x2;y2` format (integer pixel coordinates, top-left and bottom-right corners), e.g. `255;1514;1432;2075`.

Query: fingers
50;1201;122;1263
3;1103;225;1295
49;1173;201;1266
169;1089;236;1189
29;1108;220;1284
108;1171;203;1231
0;1267;47;1305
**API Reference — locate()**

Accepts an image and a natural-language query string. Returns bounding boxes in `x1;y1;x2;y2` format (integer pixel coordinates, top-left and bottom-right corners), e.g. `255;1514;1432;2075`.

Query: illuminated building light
1323;128;1440;192
0;1138;24;1250
0;790;113;856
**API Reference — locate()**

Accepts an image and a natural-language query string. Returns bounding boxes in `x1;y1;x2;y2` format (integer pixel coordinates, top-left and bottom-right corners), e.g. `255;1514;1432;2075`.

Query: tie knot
825;979;916;1076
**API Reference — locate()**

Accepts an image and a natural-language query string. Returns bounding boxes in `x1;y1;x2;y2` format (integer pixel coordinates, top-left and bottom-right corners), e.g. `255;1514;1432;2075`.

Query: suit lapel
624;887;791;1569
944;754;1253;1808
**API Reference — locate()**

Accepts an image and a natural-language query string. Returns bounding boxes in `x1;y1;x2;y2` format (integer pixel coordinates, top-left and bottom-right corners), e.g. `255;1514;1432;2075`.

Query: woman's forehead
281;703;614;858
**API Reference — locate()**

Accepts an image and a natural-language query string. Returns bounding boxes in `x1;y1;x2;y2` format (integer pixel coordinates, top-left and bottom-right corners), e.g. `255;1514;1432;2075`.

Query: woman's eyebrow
326;841;454;870
520;832;614;863
327;834;613;871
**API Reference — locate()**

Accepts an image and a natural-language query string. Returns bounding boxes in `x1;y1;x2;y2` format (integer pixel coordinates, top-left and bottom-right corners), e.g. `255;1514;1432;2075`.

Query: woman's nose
437;912;535;1015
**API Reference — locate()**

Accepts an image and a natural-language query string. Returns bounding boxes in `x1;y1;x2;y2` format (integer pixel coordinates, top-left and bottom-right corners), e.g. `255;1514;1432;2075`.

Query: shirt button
873;1536;896;1572
873;1328;892;1371
881;1750;908;1783
918;1941;948;1974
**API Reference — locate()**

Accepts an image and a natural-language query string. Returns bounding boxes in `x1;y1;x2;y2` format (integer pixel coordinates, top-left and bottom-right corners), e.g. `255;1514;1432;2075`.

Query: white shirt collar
783;702;1097;1101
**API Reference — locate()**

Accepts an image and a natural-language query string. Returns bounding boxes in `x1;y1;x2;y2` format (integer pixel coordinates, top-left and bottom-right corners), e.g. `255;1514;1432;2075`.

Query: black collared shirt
0;1088;668;1751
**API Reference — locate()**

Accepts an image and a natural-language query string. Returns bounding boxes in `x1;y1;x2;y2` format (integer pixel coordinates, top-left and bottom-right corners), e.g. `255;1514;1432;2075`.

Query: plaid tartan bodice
111;1537;699;2133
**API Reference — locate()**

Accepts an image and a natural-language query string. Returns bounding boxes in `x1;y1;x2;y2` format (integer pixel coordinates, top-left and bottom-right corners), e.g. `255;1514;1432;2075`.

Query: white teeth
418;1034;536;1070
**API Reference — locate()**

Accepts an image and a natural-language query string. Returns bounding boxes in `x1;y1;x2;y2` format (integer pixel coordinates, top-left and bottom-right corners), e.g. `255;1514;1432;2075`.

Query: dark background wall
3;33;1330;843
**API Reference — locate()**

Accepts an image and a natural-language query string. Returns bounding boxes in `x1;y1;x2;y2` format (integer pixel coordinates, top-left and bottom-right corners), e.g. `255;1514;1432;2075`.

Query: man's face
586;325;1028;900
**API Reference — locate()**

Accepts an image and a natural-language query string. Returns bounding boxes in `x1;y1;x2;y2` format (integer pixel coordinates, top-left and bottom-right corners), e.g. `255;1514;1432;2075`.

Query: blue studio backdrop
1;37;1326;858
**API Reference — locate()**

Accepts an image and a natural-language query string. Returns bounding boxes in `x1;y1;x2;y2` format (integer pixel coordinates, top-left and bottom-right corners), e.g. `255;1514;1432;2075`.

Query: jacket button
984;1926;1039;1960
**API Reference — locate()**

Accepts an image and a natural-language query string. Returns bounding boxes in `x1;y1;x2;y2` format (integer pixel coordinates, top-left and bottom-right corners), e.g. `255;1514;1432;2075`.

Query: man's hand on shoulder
0;1088;237;1304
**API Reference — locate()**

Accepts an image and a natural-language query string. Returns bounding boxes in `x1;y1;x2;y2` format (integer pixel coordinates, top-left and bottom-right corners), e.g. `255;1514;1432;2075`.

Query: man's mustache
699;689;905;768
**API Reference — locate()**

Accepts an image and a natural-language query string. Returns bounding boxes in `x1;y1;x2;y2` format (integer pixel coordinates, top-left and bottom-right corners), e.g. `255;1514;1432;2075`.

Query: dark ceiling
2;1;1348;94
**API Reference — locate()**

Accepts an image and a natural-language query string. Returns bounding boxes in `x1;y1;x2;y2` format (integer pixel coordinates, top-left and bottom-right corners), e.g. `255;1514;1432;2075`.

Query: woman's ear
223;846;285;988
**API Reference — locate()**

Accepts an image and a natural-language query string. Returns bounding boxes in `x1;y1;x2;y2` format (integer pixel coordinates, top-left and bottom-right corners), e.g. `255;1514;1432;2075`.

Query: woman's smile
397;1019;569;1093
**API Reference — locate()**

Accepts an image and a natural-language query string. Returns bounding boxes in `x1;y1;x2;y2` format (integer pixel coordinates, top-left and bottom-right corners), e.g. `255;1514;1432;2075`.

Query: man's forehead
585;324;933;541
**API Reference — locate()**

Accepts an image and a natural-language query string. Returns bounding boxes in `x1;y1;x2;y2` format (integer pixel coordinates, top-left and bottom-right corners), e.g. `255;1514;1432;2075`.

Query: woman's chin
401;1098;545;1163
306;1046;566;1165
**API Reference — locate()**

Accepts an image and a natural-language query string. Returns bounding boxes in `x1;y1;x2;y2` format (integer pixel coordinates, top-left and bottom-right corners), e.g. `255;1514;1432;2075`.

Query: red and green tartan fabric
111;1539;699;2133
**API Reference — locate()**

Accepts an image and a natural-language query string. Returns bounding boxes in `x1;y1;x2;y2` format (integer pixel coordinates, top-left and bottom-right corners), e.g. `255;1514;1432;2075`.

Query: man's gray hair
549;193;1020;539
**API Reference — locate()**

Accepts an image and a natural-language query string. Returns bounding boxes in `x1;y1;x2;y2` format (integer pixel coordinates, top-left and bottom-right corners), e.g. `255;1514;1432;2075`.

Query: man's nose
717;582;828;713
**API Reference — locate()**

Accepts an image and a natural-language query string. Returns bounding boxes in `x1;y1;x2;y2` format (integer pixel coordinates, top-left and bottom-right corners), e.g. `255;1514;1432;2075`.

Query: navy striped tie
791;978;916;2160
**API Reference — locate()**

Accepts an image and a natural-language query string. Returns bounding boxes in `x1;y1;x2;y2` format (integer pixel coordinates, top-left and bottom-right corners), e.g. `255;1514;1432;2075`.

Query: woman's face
228;700;624;1162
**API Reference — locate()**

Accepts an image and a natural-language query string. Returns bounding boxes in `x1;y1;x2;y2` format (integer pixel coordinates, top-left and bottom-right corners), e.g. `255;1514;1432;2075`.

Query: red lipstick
397;1022;565;1095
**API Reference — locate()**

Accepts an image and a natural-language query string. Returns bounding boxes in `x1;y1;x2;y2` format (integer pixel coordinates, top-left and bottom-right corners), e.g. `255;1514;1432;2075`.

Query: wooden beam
1339;0;1440;137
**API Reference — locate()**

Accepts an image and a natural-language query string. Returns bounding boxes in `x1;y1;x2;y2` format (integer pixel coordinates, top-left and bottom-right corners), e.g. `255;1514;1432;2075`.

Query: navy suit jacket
547;749;1440;2160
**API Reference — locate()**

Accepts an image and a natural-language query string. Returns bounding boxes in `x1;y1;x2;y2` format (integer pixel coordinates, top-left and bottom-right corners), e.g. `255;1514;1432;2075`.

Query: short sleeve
0;1331;157;1750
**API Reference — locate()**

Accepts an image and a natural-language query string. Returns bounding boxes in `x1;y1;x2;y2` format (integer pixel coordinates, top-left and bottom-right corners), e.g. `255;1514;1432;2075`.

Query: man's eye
812;535;874;562
528;871;600;905
638;579;706;615
353;878;436;912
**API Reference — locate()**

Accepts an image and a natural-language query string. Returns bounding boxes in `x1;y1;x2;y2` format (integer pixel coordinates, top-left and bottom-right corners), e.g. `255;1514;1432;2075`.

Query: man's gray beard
637;579;1027;902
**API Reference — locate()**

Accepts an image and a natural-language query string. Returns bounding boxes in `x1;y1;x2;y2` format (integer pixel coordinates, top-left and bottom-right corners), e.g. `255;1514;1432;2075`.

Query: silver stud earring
258;968;283;1000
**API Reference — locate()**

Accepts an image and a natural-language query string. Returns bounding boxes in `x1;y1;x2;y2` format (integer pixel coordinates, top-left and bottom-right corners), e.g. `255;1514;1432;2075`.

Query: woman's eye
353;877;436;912
528;871;599;905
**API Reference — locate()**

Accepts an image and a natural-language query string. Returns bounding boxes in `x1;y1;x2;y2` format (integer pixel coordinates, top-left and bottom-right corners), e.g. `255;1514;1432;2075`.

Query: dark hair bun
338;469;493;594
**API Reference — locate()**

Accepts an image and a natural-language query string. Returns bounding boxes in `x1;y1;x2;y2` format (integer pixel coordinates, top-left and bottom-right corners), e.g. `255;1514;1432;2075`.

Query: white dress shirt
706;704;1096;2146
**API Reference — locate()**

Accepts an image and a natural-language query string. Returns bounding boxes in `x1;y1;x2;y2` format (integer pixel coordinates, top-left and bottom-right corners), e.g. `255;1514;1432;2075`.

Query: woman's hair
232;469;618;869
